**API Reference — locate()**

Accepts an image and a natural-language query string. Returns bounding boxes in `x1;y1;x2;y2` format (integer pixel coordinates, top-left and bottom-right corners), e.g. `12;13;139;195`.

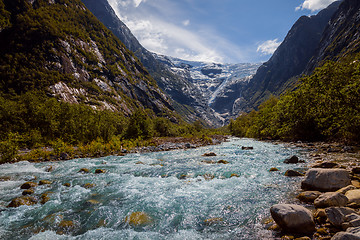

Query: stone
352;181;360;188
22;189;35;195
270;204;315;234
332;232;360;240
230;174;239;178
217;160;229;164
7;196;38;208
352;168;360;175
325;207;356;227
301;169;351;192
95;169;106;174
45;166;54;172
284;155;299;164
346;190;360;206
20;182;38;189
39;180;52;185
59;152;70;160
78;168;90;173
316;228;328;235
40;193;50;204
204;217;223;225
85;200;100;206
297;191;322;203
294;237;311;240
125;212;152;226
285;170;304;177
63;183;71;187
0;176;11;181
82;183;95;189
314;192;348;208
338;186;358;195
242;146;254;150
58;220;75;232
202;152;217;157
312;161;339;169
270;168;279;172
314;209;327;218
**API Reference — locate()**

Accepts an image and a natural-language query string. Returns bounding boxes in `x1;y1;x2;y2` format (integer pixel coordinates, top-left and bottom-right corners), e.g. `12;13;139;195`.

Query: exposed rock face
314;192;348;208
301;168;351;192
241;1;341;109
270;204;315;234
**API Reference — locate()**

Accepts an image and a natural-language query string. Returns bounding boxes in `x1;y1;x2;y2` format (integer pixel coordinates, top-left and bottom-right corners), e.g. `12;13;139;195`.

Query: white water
0;138;307;239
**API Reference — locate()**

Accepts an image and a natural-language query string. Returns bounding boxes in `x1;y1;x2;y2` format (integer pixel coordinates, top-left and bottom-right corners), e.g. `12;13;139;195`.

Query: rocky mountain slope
242;1;342;109
0;0;175;118
155;55;261;122
81;0;224;127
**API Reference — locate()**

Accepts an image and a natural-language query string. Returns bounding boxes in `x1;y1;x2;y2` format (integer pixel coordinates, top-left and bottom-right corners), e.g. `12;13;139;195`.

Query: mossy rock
95;169;106;174
20;182;37;189
22;188;35;196
7;196;38;208
204;217;223;225
39;180;52;185
83;183;95;189
125;212;153;226
78;168;90;173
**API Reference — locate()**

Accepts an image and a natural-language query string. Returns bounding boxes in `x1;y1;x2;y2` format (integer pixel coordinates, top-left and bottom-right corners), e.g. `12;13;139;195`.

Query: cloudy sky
108;0;339;63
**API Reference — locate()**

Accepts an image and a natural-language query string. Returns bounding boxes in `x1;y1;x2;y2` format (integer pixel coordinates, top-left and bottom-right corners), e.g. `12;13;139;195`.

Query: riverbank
266;141;360;239
11;135;229;164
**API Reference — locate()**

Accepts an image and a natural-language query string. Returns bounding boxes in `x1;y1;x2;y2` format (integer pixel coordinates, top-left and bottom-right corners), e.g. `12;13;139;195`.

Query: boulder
332;232;360;240
20;182;37;189
314;192;348;208
78;168;90;173
39;180;52;185
125;212;152;226
337;185;357;195
346;190;360;206
95;169;106;174
40;193;50;204
285;170;304;177
346;213;360;228
217;160;229;164
242;146;254;150
352;168;360;175
82;183;95;189
270;204;315;234
301;168;351;192
297;191;322;203
284;155;299;164
312;161;339;169
202;152;217;157
269;168;279;172
7;196;38;208
22;189;35;196
325;207;356;227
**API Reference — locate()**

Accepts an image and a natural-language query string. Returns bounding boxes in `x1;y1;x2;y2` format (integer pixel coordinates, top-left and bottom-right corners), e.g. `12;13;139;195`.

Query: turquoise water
0;138;306;240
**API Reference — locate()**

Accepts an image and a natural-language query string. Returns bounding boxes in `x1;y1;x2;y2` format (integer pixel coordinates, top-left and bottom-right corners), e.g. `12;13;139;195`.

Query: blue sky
108;0;339;63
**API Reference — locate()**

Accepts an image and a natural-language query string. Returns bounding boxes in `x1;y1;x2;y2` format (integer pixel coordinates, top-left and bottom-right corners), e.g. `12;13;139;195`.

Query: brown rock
125;212;152;226
352;180;360;188
313;162;339;169
40;193;50;204
284;155;299;164
217;160;229;164
297;191;322;203
78;168;90;173
202;152;217;157
345;189;360;206
285;170;304;177
63;183;71;187
20;182;37;189
22;189;35;196
270;168;279;172
7;196;38;208
82;183;95;189
314;192;348;208
95;169;106;174
301;169;351;192
39;180;52;185
325;207;356;227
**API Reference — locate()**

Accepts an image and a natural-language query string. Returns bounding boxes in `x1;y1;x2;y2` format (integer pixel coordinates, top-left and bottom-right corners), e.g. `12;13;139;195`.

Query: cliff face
81;0;223;127
242;1;341;109
305;0;360;72
0;0;175;117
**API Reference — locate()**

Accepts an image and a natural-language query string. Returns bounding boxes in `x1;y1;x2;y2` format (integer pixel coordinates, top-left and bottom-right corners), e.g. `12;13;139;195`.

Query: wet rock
204;217;223;225
78;168;90;173
337;185;357;195
0;176;11;181
40;193;50;204
20;182;38;189
203;173;215;181
345;190;360;206
95;169;106;174
58;220;75;233
301;169;351;192
63;183;71;187
352;168;360;175
59;152;70;160
22;189;35;196
332;232;360;239
39;180;52;185
316;228;328;235
270;204;315;234
217;160;229;164
230;174;239;178
325;207;356;228
270;168;279;172
45;166;54;172
294;237;311;240
285;170;304;177
7;196;38;208
202;152;217;157
284;155;299;164
82;183;95;189
242;146;253;150
125;212;152;226
352;181;360;188
297;191;322;203
85;200;100;206
314;192;348;208
312;162;339;169
135;161;145;165
42;213;64;225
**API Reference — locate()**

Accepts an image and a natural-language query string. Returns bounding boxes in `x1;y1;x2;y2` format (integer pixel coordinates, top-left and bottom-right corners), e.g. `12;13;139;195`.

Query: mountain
0;0;176;118
154;55;261;122
241;1;342;109
81;0;223;127
305;0;360;72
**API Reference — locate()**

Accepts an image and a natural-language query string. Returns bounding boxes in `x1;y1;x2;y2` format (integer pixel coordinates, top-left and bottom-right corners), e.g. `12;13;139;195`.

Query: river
0;138;307;239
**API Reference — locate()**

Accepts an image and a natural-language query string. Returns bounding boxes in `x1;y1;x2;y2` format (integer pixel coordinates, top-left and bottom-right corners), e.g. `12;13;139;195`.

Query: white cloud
133;0;145;8
296;0;338;12
182;19;190;26
257;39;281;55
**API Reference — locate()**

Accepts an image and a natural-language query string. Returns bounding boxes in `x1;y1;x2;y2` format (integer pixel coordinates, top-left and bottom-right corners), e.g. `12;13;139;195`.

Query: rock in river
270;204;315;234
20;182;37;189
125;212;152;226
284;155;299;164
314;192;348;208
7;196;38;208
301;168;351;192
